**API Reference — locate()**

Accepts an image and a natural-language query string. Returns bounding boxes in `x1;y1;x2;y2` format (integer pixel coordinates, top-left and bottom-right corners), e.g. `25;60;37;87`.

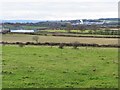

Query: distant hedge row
7;32;120;38
51;34;120;38
28;33;120;38
1;42;120;48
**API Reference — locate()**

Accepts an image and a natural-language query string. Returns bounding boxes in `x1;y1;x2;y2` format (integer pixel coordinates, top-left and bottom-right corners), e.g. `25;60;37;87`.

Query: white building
10;30;35;33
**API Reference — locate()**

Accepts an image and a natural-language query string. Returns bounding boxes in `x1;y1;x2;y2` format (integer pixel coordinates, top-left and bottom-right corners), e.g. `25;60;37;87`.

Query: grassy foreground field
2;45;118;88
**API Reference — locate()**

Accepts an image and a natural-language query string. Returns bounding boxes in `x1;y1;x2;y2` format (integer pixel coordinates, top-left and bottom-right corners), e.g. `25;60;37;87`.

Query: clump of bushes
58;43;65;49
73;41;80;49
2;70;14;75
32;36;39;43
18;43;25;47
1;41;120;48
49;43;53;48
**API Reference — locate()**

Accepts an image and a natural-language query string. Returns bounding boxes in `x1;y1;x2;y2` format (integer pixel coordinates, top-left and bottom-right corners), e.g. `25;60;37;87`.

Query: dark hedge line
31;33;120;38
30;33;120;38
52;34;120;38
7;33;120;38
1;42;120;48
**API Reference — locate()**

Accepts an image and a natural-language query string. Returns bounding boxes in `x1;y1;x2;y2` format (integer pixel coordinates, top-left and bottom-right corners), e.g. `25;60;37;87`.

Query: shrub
44;34;47;36
19;43;25;47
49;43;53;48
58;43;64;49
2;42;6;46
32;36;39;43
73;41;80;49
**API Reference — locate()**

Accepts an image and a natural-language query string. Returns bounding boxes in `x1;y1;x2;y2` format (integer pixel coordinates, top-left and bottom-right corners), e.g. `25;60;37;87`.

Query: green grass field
4;25;47;30
39;29;119;35
2;45;118;88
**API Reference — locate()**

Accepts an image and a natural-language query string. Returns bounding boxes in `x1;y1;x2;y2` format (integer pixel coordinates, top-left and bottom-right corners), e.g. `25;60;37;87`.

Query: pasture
38;29;120;35
2;45;118;88
2;34;118;45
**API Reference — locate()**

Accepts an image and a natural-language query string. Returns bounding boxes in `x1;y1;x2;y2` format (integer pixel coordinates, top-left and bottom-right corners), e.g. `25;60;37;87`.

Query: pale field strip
2;34;118;45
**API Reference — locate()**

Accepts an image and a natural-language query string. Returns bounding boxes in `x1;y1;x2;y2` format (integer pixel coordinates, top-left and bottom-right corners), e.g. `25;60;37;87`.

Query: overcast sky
1;0;119;20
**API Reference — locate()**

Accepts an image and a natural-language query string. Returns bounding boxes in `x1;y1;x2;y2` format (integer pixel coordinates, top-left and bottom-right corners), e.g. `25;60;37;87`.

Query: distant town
1;18;119;34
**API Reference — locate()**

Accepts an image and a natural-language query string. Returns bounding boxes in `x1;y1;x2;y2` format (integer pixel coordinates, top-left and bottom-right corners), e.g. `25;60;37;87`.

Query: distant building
70;19;104;26
71;20;82;26
82;19;105;25
10;29;35;33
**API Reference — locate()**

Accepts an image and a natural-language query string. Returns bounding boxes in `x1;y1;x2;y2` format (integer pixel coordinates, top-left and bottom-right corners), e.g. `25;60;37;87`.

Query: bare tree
19;43;25;47
73;41;80;49
77;24;86;33
66;23;73;33
105;27;110;35
90;24;99;34
58;43;64;49
32;36;39;43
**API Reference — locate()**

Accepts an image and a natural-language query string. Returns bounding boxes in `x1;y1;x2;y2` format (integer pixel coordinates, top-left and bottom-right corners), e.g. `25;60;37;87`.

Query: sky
0;0;119;20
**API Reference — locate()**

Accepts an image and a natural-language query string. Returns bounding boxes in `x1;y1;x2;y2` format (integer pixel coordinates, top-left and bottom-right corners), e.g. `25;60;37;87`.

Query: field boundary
7;33;120;39
51;34;120;38
1;41;120;48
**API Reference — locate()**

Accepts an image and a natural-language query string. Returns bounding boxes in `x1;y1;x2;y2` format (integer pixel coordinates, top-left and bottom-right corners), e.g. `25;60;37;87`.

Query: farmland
2;45;118;88
2;21;119;88
2;34;118;45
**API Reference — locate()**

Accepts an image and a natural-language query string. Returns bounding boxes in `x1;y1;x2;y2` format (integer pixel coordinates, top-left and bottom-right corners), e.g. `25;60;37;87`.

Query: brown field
2;34;118;45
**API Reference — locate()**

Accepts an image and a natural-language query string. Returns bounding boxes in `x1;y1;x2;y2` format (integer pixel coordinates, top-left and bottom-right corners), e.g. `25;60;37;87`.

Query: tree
73;41;80;49
105;27;110;35
90;24;99;34
19;43;25;47
77;24;86;33
58;43;64;49
32;36;39;43
66;23;73;32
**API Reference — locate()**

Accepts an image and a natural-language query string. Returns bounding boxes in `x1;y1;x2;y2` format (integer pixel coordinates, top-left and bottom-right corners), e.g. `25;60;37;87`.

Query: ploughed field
2;45;118;88
2;34;118;45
